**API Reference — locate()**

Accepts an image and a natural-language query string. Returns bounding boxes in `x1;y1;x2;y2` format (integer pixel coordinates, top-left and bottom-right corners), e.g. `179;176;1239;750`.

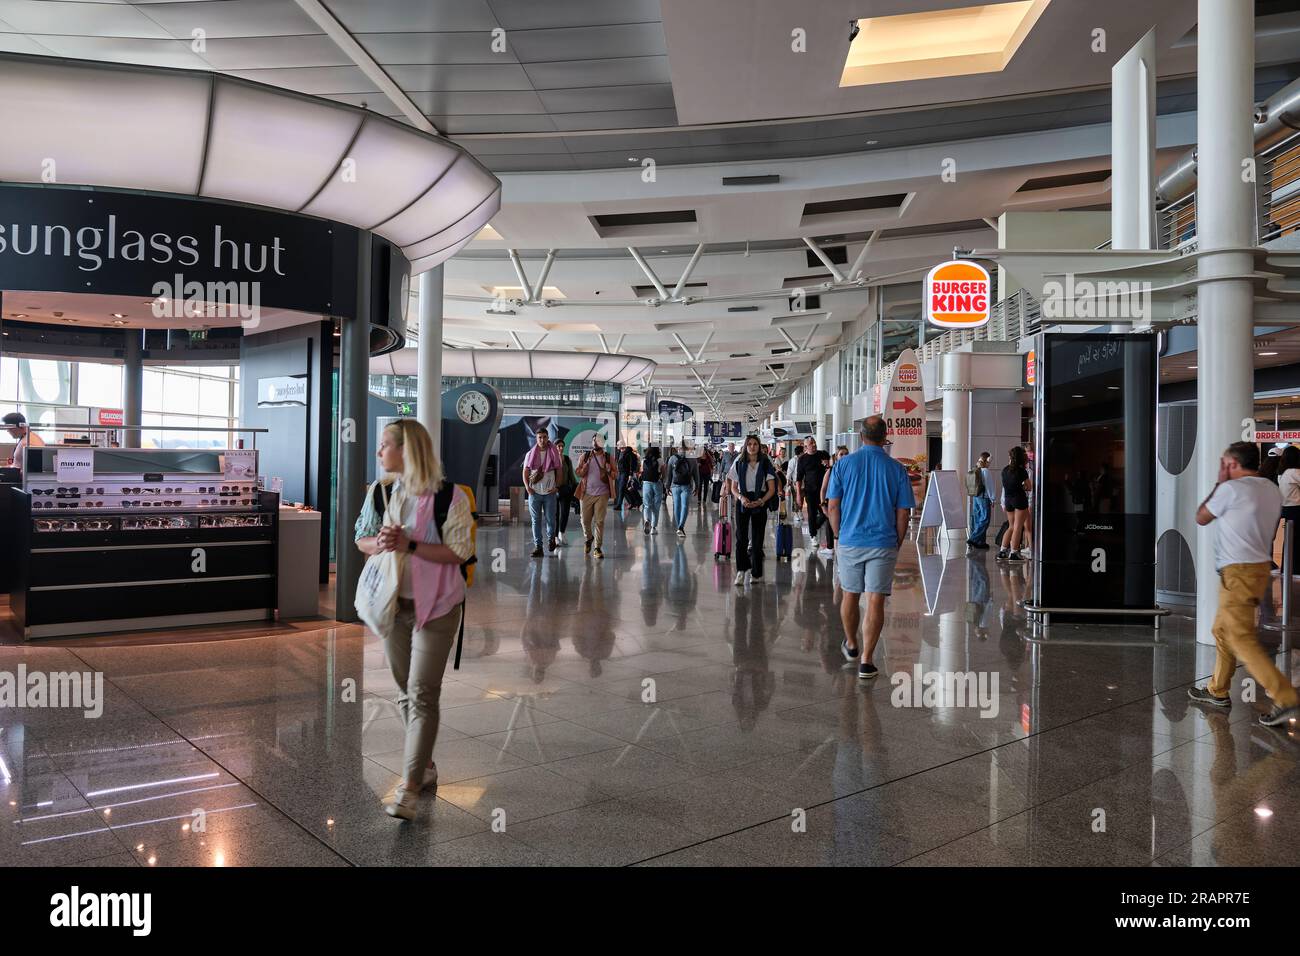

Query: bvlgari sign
0;184;349;316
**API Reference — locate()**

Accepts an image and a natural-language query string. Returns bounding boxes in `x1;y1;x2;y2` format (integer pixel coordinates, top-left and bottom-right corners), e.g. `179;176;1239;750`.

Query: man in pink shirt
577;437;614;558
523;430;562;557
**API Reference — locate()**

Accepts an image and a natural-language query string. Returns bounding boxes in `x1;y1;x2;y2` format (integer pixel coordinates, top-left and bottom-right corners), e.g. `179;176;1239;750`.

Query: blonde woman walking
355;419;474;820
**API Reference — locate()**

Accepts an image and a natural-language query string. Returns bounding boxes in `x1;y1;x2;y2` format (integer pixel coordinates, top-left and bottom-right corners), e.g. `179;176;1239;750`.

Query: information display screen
1034;334;1156;610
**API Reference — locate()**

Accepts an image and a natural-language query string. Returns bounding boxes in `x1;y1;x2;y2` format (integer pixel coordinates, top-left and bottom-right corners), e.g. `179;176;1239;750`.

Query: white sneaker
384;785;418;821
734;571;746;587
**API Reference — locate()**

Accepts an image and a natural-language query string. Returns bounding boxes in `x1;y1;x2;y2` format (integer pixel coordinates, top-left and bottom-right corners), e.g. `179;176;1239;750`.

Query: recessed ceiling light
111;313;126;319
11;313;27;318
1107;385;1119;390
1072;394;1083;398
489;285;565;300
1254;806;1274;818
1260;351;1278;356
840;0;1051;87
866;140;879;145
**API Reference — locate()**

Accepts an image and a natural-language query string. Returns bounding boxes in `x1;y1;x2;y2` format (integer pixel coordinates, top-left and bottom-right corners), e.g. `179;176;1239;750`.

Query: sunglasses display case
8;446;279;640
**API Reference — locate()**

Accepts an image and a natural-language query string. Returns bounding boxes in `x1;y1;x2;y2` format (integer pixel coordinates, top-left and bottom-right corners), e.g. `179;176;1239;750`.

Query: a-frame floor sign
918;469;967;553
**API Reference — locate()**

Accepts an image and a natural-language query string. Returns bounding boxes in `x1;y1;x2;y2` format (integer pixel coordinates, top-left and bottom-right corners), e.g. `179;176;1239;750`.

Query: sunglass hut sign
925;260;991;329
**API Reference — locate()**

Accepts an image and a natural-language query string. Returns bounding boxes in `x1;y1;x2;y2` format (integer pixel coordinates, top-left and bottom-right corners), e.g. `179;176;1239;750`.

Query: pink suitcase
713;518;732;560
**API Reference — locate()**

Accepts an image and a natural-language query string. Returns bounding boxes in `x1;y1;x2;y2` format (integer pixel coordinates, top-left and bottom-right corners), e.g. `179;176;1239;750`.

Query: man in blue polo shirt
827;415;915;680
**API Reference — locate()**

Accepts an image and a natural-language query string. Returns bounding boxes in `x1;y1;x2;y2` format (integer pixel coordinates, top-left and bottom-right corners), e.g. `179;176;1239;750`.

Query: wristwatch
407;539;418;554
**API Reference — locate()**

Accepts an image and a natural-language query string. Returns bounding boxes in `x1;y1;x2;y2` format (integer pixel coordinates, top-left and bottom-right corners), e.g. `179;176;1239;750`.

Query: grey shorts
837;546;899;595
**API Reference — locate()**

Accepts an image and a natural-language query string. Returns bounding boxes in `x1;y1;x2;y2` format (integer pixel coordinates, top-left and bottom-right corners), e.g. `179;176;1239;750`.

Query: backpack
964;468;985;497
672;455;693;485
371;479;479;668
643;457;661;483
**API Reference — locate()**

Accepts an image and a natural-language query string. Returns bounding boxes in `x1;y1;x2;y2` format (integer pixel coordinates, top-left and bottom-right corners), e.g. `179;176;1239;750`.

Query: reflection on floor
3;500;1299;867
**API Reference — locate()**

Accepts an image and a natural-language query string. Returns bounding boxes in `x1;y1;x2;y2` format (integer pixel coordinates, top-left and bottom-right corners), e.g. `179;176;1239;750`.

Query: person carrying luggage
728;434;776;587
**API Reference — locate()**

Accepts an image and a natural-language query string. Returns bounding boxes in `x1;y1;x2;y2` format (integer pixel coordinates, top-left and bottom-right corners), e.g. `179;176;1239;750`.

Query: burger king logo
925;260;991;329
896;364;919;385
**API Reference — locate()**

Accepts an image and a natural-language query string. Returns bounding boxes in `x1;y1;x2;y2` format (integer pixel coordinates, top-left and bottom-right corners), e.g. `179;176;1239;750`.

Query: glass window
198;377;228;417
163;371;199;412
143;369;165;411
77;362;123;409
0;356;16;402
140;411;164;449
19;359;71;405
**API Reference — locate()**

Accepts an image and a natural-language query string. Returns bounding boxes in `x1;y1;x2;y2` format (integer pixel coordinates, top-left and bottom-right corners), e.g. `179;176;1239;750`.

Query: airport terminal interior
1;0;1300;869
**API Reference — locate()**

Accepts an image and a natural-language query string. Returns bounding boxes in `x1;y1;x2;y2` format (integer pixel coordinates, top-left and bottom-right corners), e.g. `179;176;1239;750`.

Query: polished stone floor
3;497;1299;867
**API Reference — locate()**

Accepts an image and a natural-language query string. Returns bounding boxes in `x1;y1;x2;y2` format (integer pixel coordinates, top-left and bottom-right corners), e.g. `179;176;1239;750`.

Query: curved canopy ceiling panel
0;53;500;275
406;228;487;275
201;81;361;211
467;350;535;378
299;115;460;228
0;56;209;193
377;349;656;385
376;154;493;247
402;187;502;263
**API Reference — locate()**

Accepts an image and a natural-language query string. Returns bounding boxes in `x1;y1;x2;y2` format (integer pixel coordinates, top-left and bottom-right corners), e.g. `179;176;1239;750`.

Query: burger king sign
925;260;991;330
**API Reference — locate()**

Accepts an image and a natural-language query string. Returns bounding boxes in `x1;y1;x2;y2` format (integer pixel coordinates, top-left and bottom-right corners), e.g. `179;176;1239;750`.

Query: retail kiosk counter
7;446;278;640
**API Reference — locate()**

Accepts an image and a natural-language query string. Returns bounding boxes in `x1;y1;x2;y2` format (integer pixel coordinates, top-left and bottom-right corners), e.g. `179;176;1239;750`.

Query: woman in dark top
999;445;1032;561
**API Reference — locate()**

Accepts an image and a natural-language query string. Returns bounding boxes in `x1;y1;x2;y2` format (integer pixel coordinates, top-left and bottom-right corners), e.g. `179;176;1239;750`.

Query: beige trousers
581;492;609;547
385;598;462;785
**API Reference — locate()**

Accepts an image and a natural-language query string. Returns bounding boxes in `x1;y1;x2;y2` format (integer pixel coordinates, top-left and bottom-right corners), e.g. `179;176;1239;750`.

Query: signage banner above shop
91;407;124;427
1256;429;1300;442
257;375;308;407
0;184;357;317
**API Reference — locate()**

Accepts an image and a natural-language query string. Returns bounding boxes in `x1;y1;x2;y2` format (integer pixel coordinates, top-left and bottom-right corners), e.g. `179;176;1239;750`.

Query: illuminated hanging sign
657;400;694;422
1025;349;1036;387
924;260;991;329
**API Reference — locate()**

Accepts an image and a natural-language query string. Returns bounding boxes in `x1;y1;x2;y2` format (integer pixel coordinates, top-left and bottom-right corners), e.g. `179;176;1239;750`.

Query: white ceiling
659;0;1202;126
3;1;1299;419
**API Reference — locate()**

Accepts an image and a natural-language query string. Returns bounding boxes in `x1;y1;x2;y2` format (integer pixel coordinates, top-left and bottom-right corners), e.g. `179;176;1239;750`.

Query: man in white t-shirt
1189;441;1299;727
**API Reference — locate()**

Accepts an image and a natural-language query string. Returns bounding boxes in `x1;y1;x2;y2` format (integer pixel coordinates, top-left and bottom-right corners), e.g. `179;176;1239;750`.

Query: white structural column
939;352;973;484
417;266;444;453
1195;0;1257;645
1111;28;1157;251
1113;30;1158;516
814;364;826;449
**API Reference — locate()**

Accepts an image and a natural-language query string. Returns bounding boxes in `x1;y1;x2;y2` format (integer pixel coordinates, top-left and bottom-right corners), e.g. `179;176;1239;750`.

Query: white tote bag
355;480;406;636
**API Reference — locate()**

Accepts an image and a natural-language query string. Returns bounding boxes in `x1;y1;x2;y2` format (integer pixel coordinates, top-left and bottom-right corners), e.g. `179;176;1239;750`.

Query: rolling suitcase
713;517;732;560
775;521;794;560
711;477;721;504
623;476;642;508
